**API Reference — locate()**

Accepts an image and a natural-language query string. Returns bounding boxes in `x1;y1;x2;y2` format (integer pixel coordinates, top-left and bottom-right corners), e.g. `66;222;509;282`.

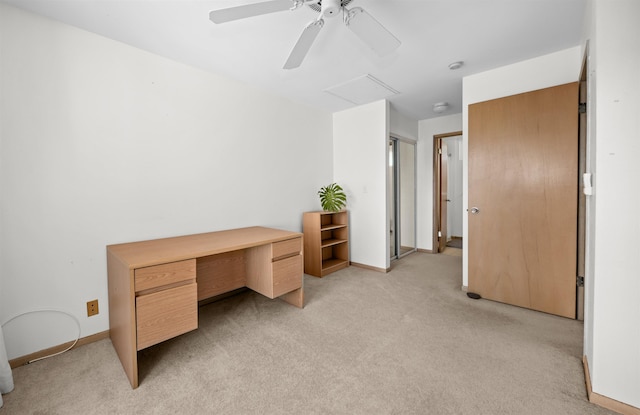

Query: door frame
576;46;589;321
389;139;397;260
433;131;462;253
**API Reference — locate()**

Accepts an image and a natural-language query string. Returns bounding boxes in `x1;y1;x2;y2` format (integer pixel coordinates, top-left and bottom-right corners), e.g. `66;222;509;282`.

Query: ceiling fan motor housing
309;0;353;17
322;0;341;17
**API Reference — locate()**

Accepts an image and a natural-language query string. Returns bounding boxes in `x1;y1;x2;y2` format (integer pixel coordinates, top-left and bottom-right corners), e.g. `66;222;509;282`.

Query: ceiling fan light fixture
433;102;449;113
322;0;342;18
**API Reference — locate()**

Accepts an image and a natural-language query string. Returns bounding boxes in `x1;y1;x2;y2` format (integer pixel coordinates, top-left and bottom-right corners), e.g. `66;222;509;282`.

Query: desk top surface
107;226;302;269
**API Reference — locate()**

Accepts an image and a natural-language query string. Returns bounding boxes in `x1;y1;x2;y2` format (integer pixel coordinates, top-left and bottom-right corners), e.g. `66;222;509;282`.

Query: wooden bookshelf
303;211;349;277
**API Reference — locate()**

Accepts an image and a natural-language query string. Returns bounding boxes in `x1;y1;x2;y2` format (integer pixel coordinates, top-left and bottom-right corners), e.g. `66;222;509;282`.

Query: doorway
388;137;416;260
433;131;463;253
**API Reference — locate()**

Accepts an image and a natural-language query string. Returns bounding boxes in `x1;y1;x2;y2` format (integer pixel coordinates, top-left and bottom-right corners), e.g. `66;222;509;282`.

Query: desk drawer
135;259;196;292
136;282;197;350
272;237;302;260
272;254;303;298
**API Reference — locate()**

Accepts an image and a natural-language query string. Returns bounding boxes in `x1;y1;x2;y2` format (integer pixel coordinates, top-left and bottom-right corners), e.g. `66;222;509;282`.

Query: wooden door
468;82;578;319
439;143;449;253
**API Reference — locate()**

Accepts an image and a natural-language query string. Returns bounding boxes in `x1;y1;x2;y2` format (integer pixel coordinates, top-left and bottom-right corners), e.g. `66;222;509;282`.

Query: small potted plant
318;183;347;212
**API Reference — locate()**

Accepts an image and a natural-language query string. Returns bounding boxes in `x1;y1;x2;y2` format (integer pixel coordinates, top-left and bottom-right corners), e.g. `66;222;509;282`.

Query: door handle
470;207;480;214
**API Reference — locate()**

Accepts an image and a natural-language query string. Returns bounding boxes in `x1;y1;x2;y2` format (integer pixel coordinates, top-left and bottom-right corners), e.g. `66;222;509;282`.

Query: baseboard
350;262;389;273
350;249;435;262
9;330;110;369
583;355;593;401
583;355;640;415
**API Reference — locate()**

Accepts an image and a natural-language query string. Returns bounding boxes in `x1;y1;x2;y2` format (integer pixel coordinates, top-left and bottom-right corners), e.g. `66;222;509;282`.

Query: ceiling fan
209;0;401;69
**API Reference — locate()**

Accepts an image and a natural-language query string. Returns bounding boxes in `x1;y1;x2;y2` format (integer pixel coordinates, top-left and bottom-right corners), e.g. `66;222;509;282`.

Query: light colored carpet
2;252;614;414
442;247;462;257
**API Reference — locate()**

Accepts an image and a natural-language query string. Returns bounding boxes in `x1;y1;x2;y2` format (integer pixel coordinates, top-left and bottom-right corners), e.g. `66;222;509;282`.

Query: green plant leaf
318;183;347;212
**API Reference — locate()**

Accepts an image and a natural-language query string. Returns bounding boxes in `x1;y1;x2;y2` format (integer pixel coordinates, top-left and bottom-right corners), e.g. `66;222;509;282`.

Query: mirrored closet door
388;137;416;260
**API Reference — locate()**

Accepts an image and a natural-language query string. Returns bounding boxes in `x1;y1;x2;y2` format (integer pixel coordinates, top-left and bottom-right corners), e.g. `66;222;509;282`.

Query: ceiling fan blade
344;7;400;56
209;0;294;24
283;19;324;70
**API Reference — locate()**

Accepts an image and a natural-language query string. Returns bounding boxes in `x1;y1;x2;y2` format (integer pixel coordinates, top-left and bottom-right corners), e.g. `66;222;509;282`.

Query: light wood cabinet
246;236;303;298
136;283;198;350
303;211;349;277
134;259;198;350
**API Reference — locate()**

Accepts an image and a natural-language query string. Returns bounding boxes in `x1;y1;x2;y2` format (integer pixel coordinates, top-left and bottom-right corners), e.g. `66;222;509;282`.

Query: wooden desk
107;226;304;388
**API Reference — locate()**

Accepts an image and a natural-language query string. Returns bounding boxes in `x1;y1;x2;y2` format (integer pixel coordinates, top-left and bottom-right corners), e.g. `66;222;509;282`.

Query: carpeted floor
1;252;614;414
442;247;462;257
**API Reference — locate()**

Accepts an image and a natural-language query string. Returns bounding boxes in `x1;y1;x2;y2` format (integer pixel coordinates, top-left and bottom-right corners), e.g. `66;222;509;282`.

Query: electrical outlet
87;299;99;317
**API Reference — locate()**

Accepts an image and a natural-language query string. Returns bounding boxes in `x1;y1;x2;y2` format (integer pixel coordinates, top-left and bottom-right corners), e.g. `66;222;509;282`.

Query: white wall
389;105;418;140
584;0;640;408
0;4;333;359
333;100;388;270
461;46;582;287
416;114;462;251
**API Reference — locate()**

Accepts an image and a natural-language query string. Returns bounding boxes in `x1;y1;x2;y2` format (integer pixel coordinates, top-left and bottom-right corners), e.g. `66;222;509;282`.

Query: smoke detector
433;102;449;113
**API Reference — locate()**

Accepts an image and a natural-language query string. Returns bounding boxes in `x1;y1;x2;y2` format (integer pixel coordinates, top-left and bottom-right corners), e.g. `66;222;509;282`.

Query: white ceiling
1;0;586;120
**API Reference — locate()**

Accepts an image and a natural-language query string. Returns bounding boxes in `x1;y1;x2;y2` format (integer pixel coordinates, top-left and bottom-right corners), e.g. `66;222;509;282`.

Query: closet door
468;82;578;318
